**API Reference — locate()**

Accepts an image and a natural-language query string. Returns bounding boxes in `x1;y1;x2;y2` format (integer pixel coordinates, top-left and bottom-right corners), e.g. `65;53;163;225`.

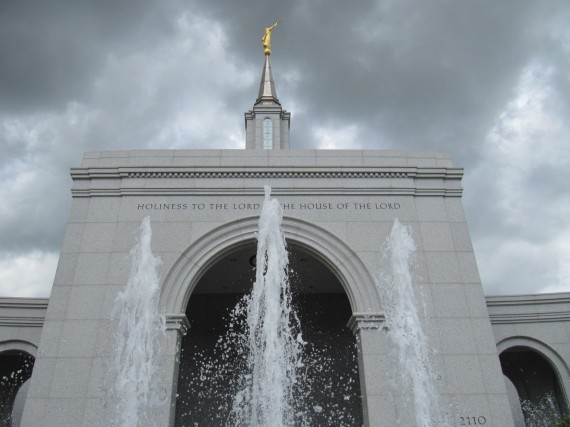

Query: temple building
0;43;569;427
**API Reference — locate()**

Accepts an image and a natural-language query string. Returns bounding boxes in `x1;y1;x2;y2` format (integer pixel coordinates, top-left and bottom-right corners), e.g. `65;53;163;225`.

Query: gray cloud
1;0;569;296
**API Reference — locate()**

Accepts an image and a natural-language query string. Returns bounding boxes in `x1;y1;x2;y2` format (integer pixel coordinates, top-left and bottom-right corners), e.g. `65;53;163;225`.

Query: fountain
378;219;449;426
174;237;362;425
229;185;304;426
110;216;165;427
520;393;565;427
108;204;448;426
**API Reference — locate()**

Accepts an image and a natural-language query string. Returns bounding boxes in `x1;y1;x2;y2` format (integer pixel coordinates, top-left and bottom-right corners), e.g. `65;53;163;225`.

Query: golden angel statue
262;19;283;55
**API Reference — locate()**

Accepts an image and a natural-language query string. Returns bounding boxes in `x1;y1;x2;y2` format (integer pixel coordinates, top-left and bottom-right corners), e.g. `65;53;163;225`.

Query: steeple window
263;117;273;149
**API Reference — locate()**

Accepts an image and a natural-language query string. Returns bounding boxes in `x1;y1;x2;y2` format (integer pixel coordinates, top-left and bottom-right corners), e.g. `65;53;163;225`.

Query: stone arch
0;340;38;357
172;218;366;426
497;336;570;413
160;216;380;316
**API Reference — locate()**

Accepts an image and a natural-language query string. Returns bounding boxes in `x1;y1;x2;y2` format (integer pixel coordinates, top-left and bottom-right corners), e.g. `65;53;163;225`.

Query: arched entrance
173;240;363;426
500;345;568;425
160;217;380;316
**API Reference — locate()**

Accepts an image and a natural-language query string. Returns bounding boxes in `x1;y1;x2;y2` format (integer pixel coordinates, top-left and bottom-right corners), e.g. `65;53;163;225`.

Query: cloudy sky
1;0;569;297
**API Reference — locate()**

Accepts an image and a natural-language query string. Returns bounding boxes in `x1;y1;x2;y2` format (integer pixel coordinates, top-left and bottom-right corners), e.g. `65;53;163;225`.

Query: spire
255;55;280;106
244;21;290;150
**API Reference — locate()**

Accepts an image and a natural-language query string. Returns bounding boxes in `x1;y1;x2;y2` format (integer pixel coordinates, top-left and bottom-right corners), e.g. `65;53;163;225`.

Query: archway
0;346;35;427
173;240;363;426
500;345;568;425
160;216;380;316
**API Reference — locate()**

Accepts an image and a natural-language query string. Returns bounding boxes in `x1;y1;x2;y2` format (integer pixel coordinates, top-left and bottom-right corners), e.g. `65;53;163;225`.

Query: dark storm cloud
184;1;558;162
0;0;181;112
1;0;569;296
289;1;543;156
0;1;251;261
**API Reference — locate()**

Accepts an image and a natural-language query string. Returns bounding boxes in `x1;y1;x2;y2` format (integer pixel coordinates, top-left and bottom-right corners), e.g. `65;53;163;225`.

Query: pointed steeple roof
245;47;290;149
255;55;280;106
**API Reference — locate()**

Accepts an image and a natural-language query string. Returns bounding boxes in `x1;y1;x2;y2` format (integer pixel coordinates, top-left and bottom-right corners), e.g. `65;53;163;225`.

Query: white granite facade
0;149;527;426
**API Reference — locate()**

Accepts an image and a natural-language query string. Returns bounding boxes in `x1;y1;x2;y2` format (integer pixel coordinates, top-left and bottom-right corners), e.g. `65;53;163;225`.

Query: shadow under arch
173;217;366;426
0;340;37;426
160;216;380;316
497;336;570;416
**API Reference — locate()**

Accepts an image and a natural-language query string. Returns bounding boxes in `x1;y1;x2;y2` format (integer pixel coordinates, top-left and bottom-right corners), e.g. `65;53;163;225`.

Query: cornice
486;293;570;324
0;298;48;327
126;170;408;179
0;298;49;308
71;187;463;197
488;312;570;324
70;166;463;180
0;317;45;327
486;293;570;306
70;166;464;197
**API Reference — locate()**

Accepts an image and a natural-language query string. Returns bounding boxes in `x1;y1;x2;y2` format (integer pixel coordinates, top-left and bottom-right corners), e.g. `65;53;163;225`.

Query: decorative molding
125;171;410;179
486;293;570;306
71;166;463;197
0;298;48;327
165;314;190;336
347;312;386;334
489;312;570;324
160;217;380;315
71;187;463;197
0;317;45;327
0;298;49;308
70;166;464;181
486;292;570;324
70;165;464;197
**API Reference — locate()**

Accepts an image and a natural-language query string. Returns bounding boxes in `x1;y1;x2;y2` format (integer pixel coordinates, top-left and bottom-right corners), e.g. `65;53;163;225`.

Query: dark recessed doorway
174;241;363;426
500;346;568;425
0;350;34;426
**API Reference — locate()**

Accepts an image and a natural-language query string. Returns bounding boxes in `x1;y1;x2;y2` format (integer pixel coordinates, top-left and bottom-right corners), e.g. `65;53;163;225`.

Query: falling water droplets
378;219;450;427
229;186;303;426
110;216;166;427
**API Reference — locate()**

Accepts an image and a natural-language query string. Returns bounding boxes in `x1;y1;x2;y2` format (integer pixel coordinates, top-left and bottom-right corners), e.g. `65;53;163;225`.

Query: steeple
255;55;280;106
245;21;290;150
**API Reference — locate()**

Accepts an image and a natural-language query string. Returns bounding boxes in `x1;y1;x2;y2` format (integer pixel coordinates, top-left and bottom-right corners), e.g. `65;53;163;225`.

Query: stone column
348;312;397;427
163;314;190;427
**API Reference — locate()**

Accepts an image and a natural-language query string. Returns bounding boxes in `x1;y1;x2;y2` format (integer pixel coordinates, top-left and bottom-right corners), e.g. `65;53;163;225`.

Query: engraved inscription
137;200;401;211
459;416;487;425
